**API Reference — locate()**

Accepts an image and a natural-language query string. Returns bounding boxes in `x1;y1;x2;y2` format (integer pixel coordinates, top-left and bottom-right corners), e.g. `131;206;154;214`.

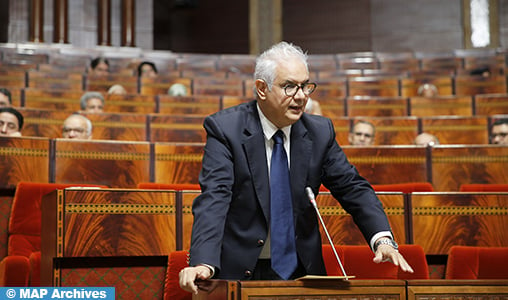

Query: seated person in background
417;83;438;97
490;118;508;145
88;57;110;76
62;114;92;140
137;61;158;78
348;120;375;146
469;66;491;77
0;107;23;137
414;132;439;146
107;84;127;95
304;97;322;115
168;83;188;96
0;88;12;107
80;91;105;113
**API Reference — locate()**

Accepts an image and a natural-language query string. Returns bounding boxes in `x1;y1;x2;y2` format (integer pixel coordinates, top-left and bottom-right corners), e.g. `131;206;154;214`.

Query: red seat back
445;246;508;279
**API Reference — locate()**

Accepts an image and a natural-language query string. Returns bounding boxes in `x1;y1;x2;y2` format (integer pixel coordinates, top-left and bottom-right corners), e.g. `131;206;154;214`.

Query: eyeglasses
63;127;86;134
353;132;373;139
282;82;317;97
491;132;508;139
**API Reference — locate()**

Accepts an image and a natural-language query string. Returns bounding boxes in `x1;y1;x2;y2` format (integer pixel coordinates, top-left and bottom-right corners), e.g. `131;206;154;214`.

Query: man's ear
255;79;267;100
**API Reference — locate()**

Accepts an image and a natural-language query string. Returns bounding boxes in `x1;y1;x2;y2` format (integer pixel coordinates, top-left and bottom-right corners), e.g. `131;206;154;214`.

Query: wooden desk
407;279;508;299
41;188;179;289
195;279;406;300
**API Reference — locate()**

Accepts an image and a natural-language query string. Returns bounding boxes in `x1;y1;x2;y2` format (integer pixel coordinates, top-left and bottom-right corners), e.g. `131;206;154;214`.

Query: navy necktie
270;130;298;280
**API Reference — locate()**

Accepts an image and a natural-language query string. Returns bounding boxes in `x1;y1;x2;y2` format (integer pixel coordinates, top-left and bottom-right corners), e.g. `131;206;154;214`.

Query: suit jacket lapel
243;102;270;223
289;119;311;205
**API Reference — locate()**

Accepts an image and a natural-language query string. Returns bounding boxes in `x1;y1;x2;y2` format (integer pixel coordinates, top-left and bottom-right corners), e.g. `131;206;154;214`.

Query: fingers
373;245;414;273
179;266;213;295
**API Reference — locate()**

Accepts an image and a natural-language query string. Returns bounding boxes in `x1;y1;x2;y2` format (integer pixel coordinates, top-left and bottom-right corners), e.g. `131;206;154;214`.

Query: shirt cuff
197;263;215;278
369;231;393;251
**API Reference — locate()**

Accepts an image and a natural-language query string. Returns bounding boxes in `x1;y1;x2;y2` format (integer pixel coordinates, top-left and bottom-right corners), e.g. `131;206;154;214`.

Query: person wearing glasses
179;41;413;294
348;120;375;146
62;113;92;140
490;118;508;145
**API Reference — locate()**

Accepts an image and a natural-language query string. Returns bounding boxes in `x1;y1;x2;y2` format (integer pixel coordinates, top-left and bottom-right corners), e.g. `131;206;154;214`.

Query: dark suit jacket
189;100;391;279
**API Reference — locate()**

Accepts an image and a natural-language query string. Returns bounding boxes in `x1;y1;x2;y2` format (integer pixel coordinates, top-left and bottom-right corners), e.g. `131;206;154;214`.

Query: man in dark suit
180;41;413;294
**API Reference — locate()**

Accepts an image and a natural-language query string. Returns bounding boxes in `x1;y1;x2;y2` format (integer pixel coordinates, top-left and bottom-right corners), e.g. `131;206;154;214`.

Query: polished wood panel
0;136;49;189
420;116;488;145
192;77;244;96
104;93;157;114
400;76;453;97
407;280;508;300
85;74;138;94
196;279;406;300
27;70;83;90
53;139;151;187
454;75;507;96
149;114;206;143
331;117;350;146
316;192;407;245
158;95;221;115
19;108;75;139
348;77;400;97
411;193;508;255
368;116;419;145
22;88;82;112
475;93;508;116
84;112;148;141
139;76;190;96
318;97;346;118
347;96;409;117
431;145;508;191
410;96;473;116
154;143;204;185
342;146;428;184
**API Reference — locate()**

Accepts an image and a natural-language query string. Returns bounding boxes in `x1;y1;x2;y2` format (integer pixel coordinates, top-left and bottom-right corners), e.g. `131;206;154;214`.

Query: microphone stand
305;187;349;279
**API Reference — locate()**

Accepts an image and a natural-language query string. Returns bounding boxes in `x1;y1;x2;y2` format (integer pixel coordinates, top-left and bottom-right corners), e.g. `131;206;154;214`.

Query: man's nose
0;124;7;133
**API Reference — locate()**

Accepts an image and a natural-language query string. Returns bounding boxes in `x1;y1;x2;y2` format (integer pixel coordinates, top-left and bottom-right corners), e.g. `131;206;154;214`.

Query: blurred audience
168;83;189;96
417;83;438;97
107;84;127;95
469;66;491;77
348;120;375;146
88;57;110;76
0;107;23;137
414;132;440;146
137;61;158;78
490;118;508;145
80;92;105;113
62;114;93;140
0;88;12;107
304;97;322;116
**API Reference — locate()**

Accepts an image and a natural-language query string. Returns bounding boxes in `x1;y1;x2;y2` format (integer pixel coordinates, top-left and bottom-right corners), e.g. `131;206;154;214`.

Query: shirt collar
256;103;291;142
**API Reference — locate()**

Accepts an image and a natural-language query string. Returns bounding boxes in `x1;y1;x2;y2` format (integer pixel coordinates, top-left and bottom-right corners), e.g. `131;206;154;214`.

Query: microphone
305;187;349;279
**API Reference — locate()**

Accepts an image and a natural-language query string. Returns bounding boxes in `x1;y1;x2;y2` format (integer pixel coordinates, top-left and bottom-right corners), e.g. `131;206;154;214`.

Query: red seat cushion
446;246;508;279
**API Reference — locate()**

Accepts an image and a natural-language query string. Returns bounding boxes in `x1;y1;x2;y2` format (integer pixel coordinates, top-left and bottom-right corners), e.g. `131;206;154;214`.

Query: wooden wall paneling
20;108;72;139
347;96;409;117
83;112;148;141
420;116;489;145
85;74;138;94
367;116;419;145
313;78;348;99
221;95;252;110
454;75;507;96
154;142;204;185
430;145;508;191
342;146;428;185
22;88;83;112
53;140;151;187
474;93;508;115
0;69;27;90
410;95;474;117
149;114;206;143
400;76;454;97
157;95;221;115
316;192;407;246
318;97;346;119
192;77;244;97
139;76;190;96
181;191;200;251
104;94;157;114
0;136;50;189
330;117;350;146
27;70;83;90
411;192;508;254
348;77;400;97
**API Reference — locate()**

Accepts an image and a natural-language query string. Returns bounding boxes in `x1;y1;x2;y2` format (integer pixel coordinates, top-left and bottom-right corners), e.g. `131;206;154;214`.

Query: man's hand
179;265;213;295
373;241;414;273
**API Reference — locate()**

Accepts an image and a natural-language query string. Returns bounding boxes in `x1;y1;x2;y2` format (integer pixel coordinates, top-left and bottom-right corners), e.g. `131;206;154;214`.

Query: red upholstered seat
164;250;192;300
459;184;508;192
0;182;107;286
137;182;201;191
322;244;429;279
445;246;508;279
